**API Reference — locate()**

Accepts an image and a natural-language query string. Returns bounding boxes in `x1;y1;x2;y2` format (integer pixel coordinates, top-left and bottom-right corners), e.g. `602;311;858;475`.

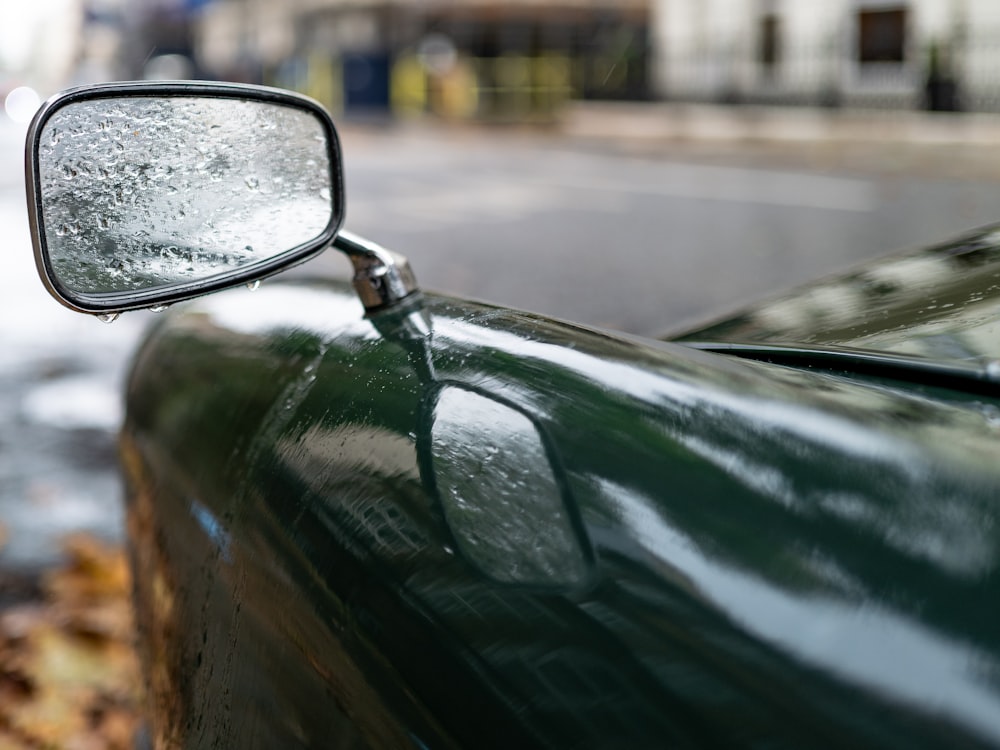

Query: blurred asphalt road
5;101;1000;568
330;106;1000;334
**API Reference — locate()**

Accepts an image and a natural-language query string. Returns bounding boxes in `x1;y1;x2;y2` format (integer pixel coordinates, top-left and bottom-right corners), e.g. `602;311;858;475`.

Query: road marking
540;162;878;213
348;161;878;229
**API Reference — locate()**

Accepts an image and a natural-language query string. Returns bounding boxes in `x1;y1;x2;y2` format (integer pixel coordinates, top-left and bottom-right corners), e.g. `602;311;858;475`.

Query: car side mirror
25;81;345;315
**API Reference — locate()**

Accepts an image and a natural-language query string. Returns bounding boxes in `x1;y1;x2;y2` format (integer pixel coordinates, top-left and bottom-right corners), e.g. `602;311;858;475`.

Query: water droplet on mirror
97;313;120;324
149;304;170;313
319;187;331;201
246;280;261;292
245;175;260;190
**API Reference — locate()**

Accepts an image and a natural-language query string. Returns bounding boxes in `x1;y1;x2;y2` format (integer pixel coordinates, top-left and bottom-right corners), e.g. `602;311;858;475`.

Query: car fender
123;278;1000;749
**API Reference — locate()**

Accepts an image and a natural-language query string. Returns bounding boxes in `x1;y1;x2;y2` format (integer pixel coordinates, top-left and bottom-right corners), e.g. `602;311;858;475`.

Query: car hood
125;278;1000;748
671;223;1000;366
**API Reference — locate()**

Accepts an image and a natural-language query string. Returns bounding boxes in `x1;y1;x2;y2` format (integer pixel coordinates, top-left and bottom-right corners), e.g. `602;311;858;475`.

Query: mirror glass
37;96;335;296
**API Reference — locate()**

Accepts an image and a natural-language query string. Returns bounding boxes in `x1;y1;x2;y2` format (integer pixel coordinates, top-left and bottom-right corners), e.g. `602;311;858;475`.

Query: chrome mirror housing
25;81;345;314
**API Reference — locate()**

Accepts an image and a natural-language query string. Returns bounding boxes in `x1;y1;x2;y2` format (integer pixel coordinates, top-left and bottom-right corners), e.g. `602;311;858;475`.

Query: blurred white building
1;0;84;96
652;0;1000;110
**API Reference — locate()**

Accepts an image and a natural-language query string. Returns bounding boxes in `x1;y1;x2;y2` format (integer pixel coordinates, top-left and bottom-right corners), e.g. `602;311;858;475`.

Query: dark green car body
122;226;1000;749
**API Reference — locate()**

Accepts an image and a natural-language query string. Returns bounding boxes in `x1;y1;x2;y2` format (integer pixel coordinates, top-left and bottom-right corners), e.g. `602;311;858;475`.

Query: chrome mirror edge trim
334;230;420;311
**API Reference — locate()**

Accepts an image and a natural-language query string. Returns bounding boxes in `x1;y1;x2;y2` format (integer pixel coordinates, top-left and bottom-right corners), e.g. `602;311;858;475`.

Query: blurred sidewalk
0;118;143;572
556;101;1000;179
342;102;1000;180
562;101;1000;146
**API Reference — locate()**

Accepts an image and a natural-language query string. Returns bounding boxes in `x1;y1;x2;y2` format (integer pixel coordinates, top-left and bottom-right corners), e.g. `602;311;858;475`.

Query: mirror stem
334;230;420;311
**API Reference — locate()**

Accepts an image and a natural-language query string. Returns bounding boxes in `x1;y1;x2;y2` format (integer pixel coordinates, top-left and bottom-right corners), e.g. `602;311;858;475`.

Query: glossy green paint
123;278;1000;749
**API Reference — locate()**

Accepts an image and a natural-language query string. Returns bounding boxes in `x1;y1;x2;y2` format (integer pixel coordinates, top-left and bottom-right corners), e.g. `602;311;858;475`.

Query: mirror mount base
334;230;420;312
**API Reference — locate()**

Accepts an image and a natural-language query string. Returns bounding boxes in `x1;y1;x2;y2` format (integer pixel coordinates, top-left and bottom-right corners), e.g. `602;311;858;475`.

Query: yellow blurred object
495;55;533;117
391;55;429;117
439;59;479;120
305;52;342;115
534;54;573;116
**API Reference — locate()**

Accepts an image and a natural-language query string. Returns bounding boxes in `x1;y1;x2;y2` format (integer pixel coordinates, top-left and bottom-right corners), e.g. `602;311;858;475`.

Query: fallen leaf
0;535;143;749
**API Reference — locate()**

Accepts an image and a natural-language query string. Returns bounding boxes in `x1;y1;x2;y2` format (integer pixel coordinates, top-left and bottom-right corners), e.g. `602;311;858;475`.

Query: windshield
672;224;1000;365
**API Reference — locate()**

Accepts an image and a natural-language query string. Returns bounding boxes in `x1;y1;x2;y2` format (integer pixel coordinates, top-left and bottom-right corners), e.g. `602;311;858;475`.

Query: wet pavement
0;117;149;569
